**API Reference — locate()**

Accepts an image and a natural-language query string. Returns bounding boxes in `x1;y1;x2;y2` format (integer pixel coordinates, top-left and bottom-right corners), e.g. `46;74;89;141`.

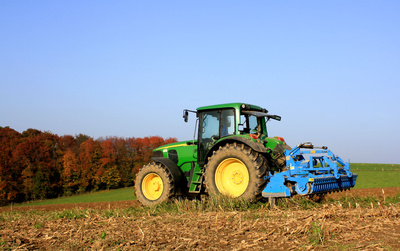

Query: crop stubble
1;187;400;250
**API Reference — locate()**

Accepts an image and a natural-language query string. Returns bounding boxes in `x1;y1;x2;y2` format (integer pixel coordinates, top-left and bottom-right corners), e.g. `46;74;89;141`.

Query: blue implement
262;143;358;198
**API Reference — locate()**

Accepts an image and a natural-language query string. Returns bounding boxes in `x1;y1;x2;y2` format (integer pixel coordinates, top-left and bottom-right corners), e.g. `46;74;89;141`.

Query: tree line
0;126;177;205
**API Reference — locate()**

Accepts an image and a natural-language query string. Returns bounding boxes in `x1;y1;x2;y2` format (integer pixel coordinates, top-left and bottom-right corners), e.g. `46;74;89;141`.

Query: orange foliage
0;126;177;205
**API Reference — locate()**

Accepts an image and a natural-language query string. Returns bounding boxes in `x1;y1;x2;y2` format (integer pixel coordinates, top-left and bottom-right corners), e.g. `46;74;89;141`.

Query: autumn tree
0;127;23;205
14;130;61;200
77;138;102;192
0;126;177;204
113;137;135;187
98;138;121;189
62;149;80;195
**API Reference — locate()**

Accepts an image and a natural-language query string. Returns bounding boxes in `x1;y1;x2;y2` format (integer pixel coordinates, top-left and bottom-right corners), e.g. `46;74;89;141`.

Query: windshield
239;109;281;137
240;114;255;133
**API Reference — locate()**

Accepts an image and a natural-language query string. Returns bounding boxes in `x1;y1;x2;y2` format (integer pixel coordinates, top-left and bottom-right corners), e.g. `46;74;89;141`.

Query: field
351;163;400;189
1;163;400;250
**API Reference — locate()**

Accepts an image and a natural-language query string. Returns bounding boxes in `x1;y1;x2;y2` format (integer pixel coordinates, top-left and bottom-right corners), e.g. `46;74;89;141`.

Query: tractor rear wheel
135;162;175;206
204;142;268;202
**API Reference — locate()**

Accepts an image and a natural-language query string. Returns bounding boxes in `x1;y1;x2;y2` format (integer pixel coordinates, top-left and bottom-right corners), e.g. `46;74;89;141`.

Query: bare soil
326;186;400;199
1;187;400;250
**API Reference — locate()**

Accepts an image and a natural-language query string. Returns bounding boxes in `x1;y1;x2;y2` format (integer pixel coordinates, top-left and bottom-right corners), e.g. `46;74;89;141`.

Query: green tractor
135;103;357;206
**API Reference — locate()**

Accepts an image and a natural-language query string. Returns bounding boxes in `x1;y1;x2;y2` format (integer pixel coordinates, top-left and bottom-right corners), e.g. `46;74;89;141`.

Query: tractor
135;103;357;206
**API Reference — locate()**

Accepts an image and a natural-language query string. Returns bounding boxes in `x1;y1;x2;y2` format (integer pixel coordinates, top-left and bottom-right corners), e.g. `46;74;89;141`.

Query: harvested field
1;187;400;250
2;187;398;212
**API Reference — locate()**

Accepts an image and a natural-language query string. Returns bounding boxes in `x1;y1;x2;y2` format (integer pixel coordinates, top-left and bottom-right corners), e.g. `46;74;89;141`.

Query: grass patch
354;170;400;189
351;163;400;189
34;222;43;229
351;163;400;171
53;209;89;220
308;221;326;246
14;187;136;208
99;231;107;240
276;196;321;210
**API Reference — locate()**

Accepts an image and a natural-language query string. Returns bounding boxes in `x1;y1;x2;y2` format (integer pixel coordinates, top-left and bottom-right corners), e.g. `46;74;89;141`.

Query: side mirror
183;110;189;123
268;115;281;121
273;115;281;121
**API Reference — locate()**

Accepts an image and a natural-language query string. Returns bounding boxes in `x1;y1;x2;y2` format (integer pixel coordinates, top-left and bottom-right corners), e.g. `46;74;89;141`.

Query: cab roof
196;103;263;112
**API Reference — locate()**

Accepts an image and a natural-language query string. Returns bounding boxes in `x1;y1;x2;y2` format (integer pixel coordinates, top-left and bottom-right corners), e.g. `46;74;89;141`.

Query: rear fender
205;137;267;164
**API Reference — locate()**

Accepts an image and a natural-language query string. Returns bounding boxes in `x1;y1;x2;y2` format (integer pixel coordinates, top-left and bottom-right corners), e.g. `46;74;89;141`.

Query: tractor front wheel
204;143;268;202
135;163;175;206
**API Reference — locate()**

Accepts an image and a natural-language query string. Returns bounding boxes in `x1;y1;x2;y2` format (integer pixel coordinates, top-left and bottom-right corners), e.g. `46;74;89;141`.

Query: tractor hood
154;140;195;152
153;140;198;166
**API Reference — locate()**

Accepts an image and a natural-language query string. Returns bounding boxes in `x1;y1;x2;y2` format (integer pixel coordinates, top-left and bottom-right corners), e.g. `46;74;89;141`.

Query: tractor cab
187;103;282;166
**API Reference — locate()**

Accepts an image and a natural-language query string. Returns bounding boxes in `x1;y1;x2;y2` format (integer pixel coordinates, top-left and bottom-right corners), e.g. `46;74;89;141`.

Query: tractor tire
134;162;175;206
204;142;268;202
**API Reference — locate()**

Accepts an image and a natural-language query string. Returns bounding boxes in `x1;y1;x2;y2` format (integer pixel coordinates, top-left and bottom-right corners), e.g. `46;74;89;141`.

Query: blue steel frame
262;145;358;198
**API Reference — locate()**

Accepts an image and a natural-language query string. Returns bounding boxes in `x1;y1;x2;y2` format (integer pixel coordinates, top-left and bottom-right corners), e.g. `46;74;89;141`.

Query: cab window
198;109;235;165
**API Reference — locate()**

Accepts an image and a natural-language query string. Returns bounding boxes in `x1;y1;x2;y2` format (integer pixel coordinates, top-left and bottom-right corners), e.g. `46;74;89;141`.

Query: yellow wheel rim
142;173;163;200
215;158;249;197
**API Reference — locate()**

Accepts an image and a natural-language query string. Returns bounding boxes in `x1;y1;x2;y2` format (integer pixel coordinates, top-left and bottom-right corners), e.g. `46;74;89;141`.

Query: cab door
197;109;235;166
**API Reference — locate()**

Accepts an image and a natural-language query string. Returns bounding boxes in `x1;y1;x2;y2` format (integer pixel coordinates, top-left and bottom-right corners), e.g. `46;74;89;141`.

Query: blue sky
1;1;399;164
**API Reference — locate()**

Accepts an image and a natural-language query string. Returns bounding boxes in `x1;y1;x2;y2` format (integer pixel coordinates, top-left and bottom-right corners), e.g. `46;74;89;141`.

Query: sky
1;1;399;164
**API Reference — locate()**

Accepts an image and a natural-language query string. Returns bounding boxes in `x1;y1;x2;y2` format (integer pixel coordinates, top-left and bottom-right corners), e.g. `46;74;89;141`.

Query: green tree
101;165;121;189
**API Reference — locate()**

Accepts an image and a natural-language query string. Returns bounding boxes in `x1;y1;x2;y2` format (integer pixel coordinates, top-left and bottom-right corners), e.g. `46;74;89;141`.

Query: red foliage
0;128;23;204
0;126;178;205
13;130;60;200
